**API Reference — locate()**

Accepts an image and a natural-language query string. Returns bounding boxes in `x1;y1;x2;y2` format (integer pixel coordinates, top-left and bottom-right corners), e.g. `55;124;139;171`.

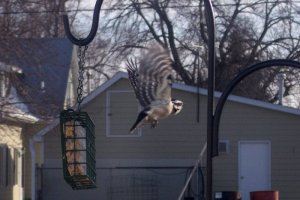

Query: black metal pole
204;0;215;199
63;0;104;46
213;59;300;147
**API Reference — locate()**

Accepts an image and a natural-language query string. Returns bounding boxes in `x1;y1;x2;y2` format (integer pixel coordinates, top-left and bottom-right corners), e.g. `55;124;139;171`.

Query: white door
239;141;271;200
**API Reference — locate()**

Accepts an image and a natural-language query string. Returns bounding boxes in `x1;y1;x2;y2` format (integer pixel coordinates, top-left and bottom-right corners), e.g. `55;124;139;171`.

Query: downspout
19;148;25;200
278;73;286;105
30;119;59;200
29;139;36;200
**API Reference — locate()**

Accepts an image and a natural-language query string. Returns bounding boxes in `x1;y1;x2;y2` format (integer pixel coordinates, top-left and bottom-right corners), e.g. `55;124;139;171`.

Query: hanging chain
77;45;88;111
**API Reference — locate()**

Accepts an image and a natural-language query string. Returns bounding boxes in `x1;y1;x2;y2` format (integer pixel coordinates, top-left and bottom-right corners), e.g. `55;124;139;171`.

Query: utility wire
1;0;300;15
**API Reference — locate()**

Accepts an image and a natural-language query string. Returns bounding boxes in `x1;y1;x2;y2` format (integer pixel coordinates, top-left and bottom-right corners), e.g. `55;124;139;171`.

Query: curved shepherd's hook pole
203;0;216;199
213;59;300;156
63;0;104;46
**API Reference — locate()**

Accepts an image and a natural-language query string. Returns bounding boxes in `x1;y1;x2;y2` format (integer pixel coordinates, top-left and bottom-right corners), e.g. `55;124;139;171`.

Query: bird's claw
151;120;158;128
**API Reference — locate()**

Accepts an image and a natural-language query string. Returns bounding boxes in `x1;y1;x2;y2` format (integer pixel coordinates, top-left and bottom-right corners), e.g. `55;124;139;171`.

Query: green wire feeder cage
60;109;96;189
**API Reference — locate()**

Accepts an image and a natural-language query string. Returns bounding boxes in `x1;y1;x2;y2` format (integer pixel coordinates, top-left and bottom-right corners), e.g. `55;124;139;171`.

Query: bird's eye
175;102;183;106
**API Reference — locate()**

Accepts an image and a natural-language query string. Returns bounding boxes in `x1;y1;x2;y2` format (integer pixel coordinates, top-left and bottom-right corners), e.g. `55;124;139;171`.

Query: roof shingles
0;38;74;121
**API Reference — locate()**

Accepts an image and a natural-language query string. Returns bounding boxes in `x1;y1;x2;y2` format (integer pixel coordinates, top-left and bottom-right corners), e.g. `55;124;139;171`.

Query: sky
67;0;300;108
65;0;109;35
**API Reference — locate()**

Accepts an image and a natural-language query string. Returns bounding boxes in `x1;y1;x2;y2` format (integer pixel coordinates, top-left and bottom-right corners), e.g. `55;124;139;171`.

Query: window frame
106;90;142;138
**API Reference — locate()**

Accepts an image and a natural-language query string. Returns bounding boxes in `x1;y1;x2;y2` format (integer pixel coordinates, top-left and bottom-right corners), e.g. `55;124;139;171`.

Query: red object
250;191;279;200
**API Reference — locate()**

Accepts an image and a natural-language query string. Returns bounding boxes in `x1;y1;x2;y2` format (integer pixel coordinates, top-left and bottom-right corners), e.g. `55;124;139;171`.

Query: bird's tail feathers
129;110;148;134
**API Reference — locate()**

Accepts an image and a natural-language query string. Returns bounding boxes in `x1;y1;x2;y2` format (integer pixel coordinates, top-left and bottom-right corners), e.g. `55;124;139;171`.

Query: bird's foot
151;120;158;128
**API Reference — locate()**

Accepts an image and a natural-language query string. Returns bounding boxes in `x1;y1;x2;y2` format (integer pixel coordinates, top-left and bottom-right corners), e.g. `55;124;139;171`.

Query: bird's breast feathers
145;101;173;121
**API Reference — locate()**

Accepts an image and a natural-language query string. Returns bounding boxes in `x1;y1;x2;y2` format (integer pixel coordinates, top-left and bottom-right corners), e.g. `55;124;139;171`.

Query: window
0;145;19;187
6;146;15;186
0;145;6;187
65;72;76;108
13;149;20;186
106;90;142;137
0;71;9;98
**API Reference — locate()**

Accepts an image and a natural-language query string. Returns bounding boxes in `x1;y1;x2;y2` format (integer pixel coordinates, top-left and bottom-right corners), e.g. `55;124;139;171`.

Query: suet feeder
59;45;96;189
60;0;104;190
60;109;96;189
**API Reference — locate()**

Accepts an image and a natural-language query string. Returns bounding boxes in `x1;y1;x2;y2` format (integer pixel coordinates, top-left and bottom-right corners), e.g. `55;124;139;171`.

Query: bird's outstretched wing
127;44;173;108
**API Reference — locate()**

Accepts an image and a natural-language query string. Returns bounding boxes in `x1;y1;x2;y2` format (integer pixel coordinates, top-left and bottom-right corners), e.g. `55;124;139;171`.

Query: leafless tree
213;0;300;101
0;0;71;38
84;0;300;105
1;0;300;106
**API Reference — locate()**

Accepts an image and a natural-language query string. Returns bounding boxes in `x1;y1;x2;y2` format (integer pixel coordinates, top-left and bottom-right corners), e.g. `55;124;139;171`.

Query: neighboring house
33;72;300;200
0;38;77;200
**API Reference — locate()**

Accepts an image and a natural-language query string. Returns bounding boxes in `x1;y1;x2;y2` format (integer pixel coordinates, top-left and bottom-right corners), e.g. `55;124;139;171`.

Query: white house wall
214;100;300;200
41;77;300;200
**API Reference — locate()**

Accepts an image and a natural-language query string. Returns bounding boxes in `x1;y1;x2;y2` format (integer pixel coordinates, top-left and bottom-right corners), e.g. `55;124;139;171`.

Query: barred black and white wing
127;58;151;108
127;44;173;108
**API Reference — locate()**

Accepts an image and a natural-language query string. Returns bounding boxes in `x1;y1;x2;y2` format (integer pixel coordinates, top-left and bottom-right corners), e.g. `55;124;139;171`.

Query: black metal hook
63;0;104;46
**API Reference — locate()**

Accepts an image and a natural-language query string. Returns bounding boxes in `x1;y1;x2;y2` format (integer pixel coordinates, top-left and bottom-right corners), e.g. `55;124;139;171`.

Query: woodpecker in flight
127;43;183;133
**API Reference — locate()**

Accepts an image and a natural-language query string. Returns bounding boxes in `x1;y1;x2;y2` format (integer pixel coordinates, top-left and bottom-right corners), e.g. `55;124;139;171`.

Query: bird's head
171;99;183;115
